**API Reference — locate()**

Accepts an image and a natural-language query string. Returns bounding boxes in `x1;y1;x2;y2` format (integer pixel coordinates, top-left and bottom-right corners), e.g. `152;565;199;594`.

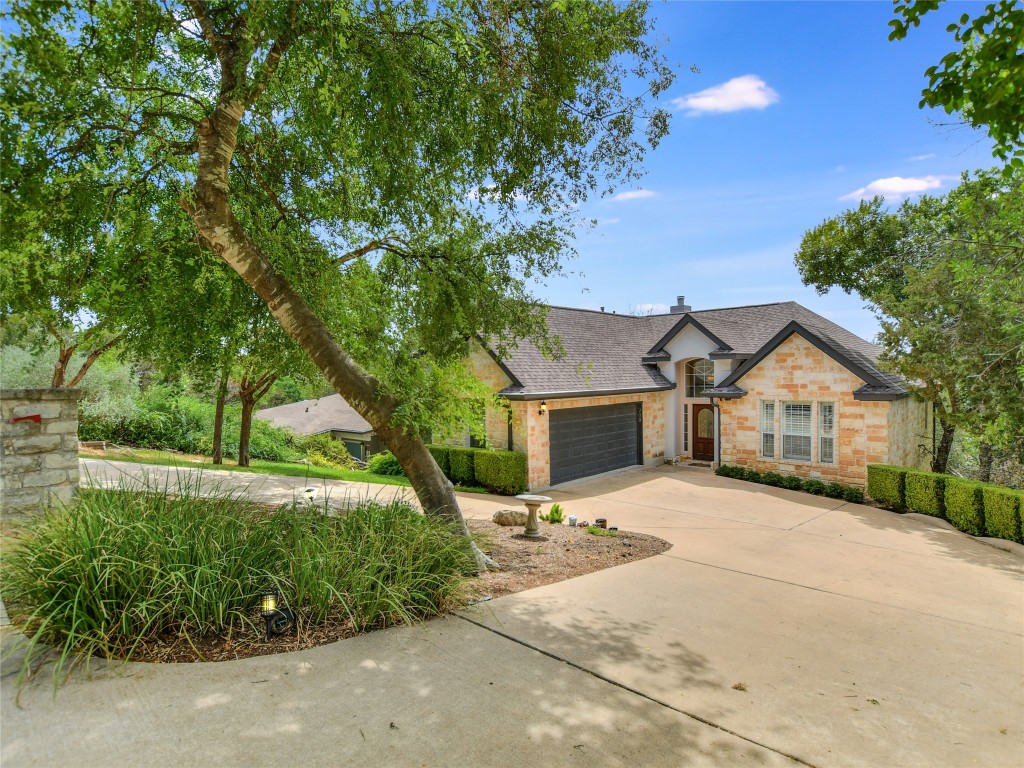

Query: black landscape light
260;590;296;642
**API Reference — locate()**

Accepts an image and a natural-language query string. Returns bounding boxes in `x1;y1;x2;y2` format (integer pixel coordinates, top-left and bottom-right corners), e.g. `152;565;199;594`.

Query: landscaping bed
2;487;669;672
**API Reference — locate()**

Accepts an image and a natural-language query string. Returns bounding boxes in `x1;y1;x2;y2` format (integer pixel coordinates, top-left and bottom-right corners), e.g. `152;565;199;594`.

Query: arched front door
693;404;714;461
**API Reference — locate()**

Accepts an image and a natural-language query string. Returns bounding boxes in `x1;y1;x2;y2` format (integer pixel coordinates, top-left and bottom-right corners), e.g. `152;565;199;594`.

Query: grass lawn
78;447;490;493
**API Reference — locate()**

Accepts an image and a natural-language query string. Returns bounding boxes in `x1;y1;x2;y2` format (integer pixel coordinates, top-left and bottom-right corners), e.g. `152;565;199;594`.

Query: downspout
710;396;721;467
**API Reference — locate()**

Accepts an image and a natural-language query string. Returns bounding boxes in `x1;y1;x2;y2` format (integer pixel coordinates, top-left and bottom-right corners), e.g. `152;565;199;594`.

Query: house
470;297;933;490
255;394;384;461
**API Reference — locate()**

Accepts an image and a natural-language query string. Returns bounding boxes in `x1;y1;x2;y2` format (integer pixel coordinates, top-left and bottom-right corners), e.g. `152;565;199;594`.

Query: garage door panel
549;403;641;485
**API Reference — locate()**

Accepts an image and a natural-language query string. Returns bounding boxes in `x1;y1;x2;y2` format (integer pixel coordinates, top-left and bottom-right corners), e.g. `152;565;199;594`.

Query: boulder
492;509;528;526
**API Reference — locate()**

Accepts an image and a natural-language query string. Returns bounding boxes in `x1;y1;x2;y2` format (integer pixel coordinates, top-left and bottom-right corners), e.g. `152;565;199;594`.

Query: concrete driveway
2;460;1021;767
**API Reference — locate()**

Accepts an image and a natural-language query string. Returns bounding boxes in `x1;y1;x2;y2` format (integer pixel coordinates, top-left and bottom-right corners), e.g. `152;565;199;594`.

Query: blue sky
542;1;998;342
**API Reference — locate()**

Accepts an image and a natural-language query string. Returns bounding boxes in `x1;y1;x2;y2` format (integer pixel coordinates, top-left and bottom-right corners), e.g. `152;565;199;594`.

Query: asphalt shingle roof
255;394;373;436
493;301;905;397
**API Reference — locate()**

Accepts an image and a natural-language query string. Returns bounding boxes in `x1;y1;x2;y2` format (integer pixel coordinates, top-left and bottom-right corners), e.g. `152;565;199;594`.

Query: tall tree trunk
179;38;494;569
932;418;955;474
211;364;229;465
236;372;276;468
238;392;254;468
978;441;993;483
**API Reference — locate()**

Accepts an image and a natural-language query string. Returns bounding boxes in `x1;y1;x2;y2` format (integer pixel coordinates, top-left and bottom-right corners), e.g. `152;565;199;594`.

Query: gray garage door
549;403;642;485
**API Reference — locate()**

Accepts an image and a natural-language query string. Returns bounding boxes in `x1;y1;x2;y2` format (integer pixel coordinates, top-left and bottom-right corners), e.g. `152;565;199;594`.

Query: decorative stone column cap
1;388;86;401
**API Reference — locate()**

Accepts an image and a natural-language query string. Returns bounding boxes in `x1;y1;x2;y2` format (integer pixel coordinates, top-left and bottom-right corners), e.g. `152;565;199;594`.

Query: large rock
492;509;528;526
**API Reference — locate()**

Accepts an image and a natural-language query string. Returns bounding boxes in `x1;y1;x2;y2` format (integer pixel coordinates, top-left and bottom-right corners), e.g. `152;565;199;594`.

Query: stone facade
517;391;665;490
718;334;930;487
1;388;84;526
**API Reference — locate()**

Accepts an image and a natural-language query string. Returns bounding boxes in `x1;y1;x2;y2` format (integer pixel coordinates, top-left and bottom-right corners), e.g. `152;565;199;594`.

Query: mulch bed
66;521;671;665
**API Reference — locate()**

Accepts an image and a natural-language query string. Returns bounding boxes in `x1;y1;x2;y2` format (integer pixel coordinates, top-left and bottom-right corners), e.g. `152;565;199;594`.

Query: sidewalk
2;460;1020;767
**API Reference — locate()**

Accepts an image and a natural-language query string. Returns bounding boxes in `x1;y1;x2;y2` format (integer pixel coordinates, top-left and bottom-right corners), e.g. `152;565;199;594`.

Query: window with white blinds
819;402;835;464
782;402;812;461
760;401;775;458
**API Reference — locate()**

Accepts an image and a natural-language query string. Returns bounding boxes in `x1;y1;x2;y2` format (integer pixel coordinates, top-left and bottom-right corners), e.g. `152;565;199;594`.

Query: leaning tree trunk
932;418;955;474
978;441;993;483
211;365;229;465
181;95;494;570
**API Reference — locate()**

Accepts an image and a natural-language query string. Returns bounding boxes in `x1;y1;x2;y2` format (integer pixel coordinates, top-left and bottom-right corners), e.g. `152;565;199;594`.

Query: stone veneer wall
1;388;83;526
515;391;666;490
718;334;929;488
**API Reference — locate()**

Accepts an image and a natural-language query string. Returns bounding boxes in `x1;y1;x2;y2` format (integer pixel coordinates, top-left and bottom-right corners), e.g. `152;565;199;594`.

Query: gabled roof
256;394;373;436
493;307;675;399
486;301;906;400
709;320;908;400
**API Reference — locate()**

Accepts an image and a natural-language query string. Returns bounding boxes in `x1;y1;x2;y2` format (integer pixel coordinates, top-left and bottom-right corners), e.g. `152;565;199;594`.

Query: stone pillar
1;388;84;527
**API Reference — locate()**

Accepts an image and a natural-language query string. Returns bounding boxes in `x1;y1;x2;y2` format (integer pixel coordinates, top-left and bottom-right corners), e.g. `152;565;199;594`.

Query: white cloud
671;75;780;115
909;153;936;161
840;175;946;201
598;217;620;226
610;189;655;202
634;303;670;314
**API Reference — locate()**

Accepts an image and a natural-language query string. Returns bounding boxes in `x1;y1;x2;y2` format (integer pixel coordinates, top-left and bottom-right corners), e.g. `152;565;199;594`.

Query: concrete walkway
2;460;1021;767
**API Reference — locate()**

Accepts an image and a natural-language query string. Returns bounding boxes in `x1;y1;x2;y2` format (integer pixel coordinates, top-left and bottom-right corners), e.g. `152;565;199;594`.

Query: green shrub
367;451;405;476
586;525;616;537
867;465;907;510
715;464;738;478
541;502;565;524
982;486;1023;543
448;447;477;486
761;471;785;487
298;433;357;470
427;445;451;476
803;479;827;496
1;480;473;683
741;467;762;483
944;477;986;536
779;475;804;491
824;482;847;499
842;486;865;504
904;471;948;517
473;449;527;495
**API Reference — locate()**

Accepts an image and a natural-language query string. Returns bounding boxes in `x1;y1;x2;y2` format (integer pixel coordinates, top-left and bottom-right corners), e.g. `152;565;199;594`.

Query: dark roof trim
641;352;671;363
718;321;887;390
853;388;908;401
474;335;523;388
708;351;750;360
501;384;675;401
327;428;376;438
646;314;731;356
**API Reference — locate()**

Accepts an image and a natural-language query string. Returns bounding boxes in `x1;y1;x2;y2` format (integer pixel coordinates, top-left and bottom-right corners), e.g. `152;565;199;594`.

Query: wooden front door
693;404;715;461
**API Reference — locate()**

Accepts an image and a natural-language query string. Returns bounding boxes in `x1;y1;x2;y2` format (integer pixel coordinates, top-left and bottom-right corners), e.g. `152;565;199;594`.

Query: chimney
669;295;692;314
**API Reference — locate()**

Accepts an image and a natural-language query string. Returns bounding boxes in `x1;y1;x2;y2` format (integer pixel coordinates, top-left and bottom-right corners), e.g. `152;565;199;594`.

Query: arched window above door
684;359;715;398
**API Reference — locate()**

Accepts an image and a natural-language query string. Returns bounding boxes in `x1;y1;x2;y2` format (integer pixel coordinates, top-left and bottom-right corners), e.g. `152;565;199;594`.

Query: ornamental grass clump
1;475;473;684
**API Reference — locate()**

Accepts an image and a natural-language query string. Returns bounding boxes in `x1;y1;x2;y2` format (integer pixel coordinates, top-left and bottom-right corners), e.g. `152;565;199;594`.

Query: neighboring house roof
255;394;373;436
488;301;906;400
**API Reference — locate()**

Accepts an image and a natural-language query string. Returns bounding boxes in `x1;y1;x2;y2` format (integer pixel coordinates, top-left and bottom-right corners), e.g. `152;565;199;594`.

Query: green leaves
890;1;1024;169
795;166;1024;451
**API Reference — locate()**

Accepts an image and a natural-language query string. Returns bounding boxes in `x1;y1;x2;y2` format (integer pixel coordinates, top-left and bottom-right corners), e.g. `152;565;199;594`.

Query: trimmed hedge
981;486;1023;543
866;465;907;510
904;470;948;518
714;464;863;503
427;445;451;476
474;450;528;496
944;477;986;536
447;448;476;486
